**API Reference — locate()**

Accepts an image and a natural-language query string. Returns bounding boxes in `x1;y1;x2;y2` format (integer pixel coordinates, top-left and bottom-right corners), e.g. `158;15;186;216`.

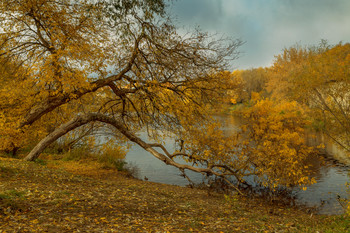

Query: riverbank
0;157;349;232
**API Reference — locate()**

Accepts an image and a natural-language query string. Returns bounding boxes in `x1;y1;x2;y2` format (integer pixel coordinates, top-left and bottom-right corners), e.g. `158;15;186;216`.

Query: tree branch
24;112;243;194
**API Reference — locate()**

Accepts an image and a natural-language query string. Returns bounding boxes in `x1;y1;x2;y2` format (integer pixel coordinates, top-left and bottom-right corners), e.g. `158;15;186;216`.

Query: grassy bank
0;157;349;232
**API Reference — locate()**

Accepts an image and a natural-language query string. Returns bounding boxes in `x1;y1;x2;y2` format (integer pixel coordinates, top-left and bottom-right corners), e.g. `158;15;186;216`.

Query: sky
169;0;350;70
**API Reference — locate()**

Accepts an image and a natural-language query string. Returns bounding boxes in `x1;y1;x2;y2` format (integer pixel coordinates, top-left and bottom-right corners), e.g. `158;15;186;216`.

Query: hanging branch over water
24;112;245;194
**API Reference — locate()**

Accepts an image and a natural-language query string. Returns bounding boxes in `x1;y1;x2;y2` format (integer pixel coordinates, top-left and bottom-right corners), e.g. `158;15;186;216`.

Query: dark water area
293;158;349;215
124;116;349;215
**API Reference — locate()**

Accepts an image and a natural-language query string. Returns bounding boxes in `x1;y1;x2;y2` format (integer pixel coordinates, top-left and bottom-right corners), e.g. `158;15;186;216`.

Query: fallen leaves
0;157;347;232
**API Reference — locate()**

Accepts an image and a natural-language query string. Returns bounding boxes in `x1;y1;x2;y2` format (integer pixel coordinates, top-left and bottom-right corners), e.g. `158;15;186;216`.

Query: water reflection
306;131;350;165
124;115;349;215
125;131;204;186
294;155;349;215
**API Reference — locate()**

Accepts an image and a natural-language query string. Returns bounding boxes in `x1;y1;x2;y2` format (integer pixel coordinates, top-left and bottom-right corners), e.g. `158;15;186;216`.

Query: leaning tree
0;0;314;191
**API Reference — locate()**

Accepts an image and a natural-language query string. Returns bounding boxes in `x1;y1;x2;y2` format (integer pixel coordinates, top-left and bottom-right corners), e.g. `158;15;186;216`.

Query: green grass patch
0;166;18;178
0;189;26;200
320;215;350;233
33;158;47;166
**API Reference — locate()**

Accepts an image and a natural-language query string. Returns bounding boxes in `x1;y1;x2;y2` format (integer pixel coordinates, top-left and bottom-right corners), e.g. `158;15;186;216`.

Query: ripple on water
294;164;349;215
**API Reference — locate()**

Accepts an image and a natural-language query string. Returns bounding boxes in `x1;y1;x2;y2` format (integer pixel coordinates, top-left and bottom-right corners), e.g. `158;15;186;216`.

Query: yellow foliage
173;98;317;189
250;92;260;102
267;42;350;153
0;0;316;192
238;99;317;187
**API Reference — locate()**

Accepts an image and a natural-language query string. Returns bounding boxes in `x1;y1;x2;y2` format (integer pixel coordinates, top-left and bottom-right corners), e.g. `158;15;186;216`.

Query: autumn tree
238;98;316;188
231;67;269;103
0;0;240;178
267;42;350;154
0;0;316;191
0;55;31;155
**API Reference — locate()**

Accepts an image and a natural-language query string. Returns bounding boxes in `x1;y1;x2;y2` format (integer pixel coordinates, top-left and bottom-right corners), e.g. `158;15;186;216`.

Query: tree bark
20;33;144;128
24;112;244;194
24;114;97;161
24;113;214;175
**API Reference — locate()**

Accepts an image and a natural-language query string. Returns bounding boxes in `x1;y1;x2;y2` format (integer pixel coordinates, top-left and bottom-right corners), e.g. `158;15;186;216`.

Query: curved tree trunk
24;112;243;194
24;114;97;161
24;113;212;174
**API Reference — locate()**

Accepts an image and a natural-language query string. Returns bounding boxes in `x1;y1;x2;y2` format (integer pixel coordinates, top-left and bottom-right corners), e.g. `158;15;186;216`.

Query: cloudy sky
169;0;350;69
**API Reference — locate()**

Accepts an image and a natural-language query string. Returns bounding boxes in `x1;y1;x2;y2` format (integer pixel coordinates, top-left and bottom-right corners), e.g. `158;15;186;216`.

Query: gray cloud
169;0;350;69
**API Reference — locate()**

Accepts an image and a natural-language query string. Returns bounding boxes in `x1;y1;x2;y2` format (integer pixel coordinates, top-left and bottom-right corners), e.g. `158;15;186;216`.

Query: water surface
124;116;349;215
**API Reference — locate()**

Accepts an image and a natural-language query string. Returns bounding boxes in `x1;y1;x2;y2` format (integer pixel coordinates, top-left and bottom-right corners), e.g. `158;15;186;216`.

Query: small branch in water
336;195;347;210
180;168;195;188
221;176;244;196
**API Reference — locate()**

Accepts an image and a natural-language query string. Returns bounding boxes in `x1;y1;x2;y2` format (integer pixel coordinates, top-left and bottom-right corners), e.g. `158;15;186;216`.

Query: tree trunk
24;114;95;161
24;112;245;194
24;113;215;175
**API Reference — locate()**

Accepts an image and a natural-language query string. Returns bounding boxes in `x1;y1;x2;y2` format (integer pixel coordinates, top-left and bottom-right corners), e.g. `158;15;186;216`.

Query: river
124;115;349;215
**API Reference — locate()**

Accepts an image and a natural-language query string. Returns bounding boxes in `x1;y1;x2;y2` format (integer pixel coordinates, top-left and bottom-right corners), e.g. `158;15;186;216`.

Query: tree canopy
267;42;350;153
0;0;318;191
